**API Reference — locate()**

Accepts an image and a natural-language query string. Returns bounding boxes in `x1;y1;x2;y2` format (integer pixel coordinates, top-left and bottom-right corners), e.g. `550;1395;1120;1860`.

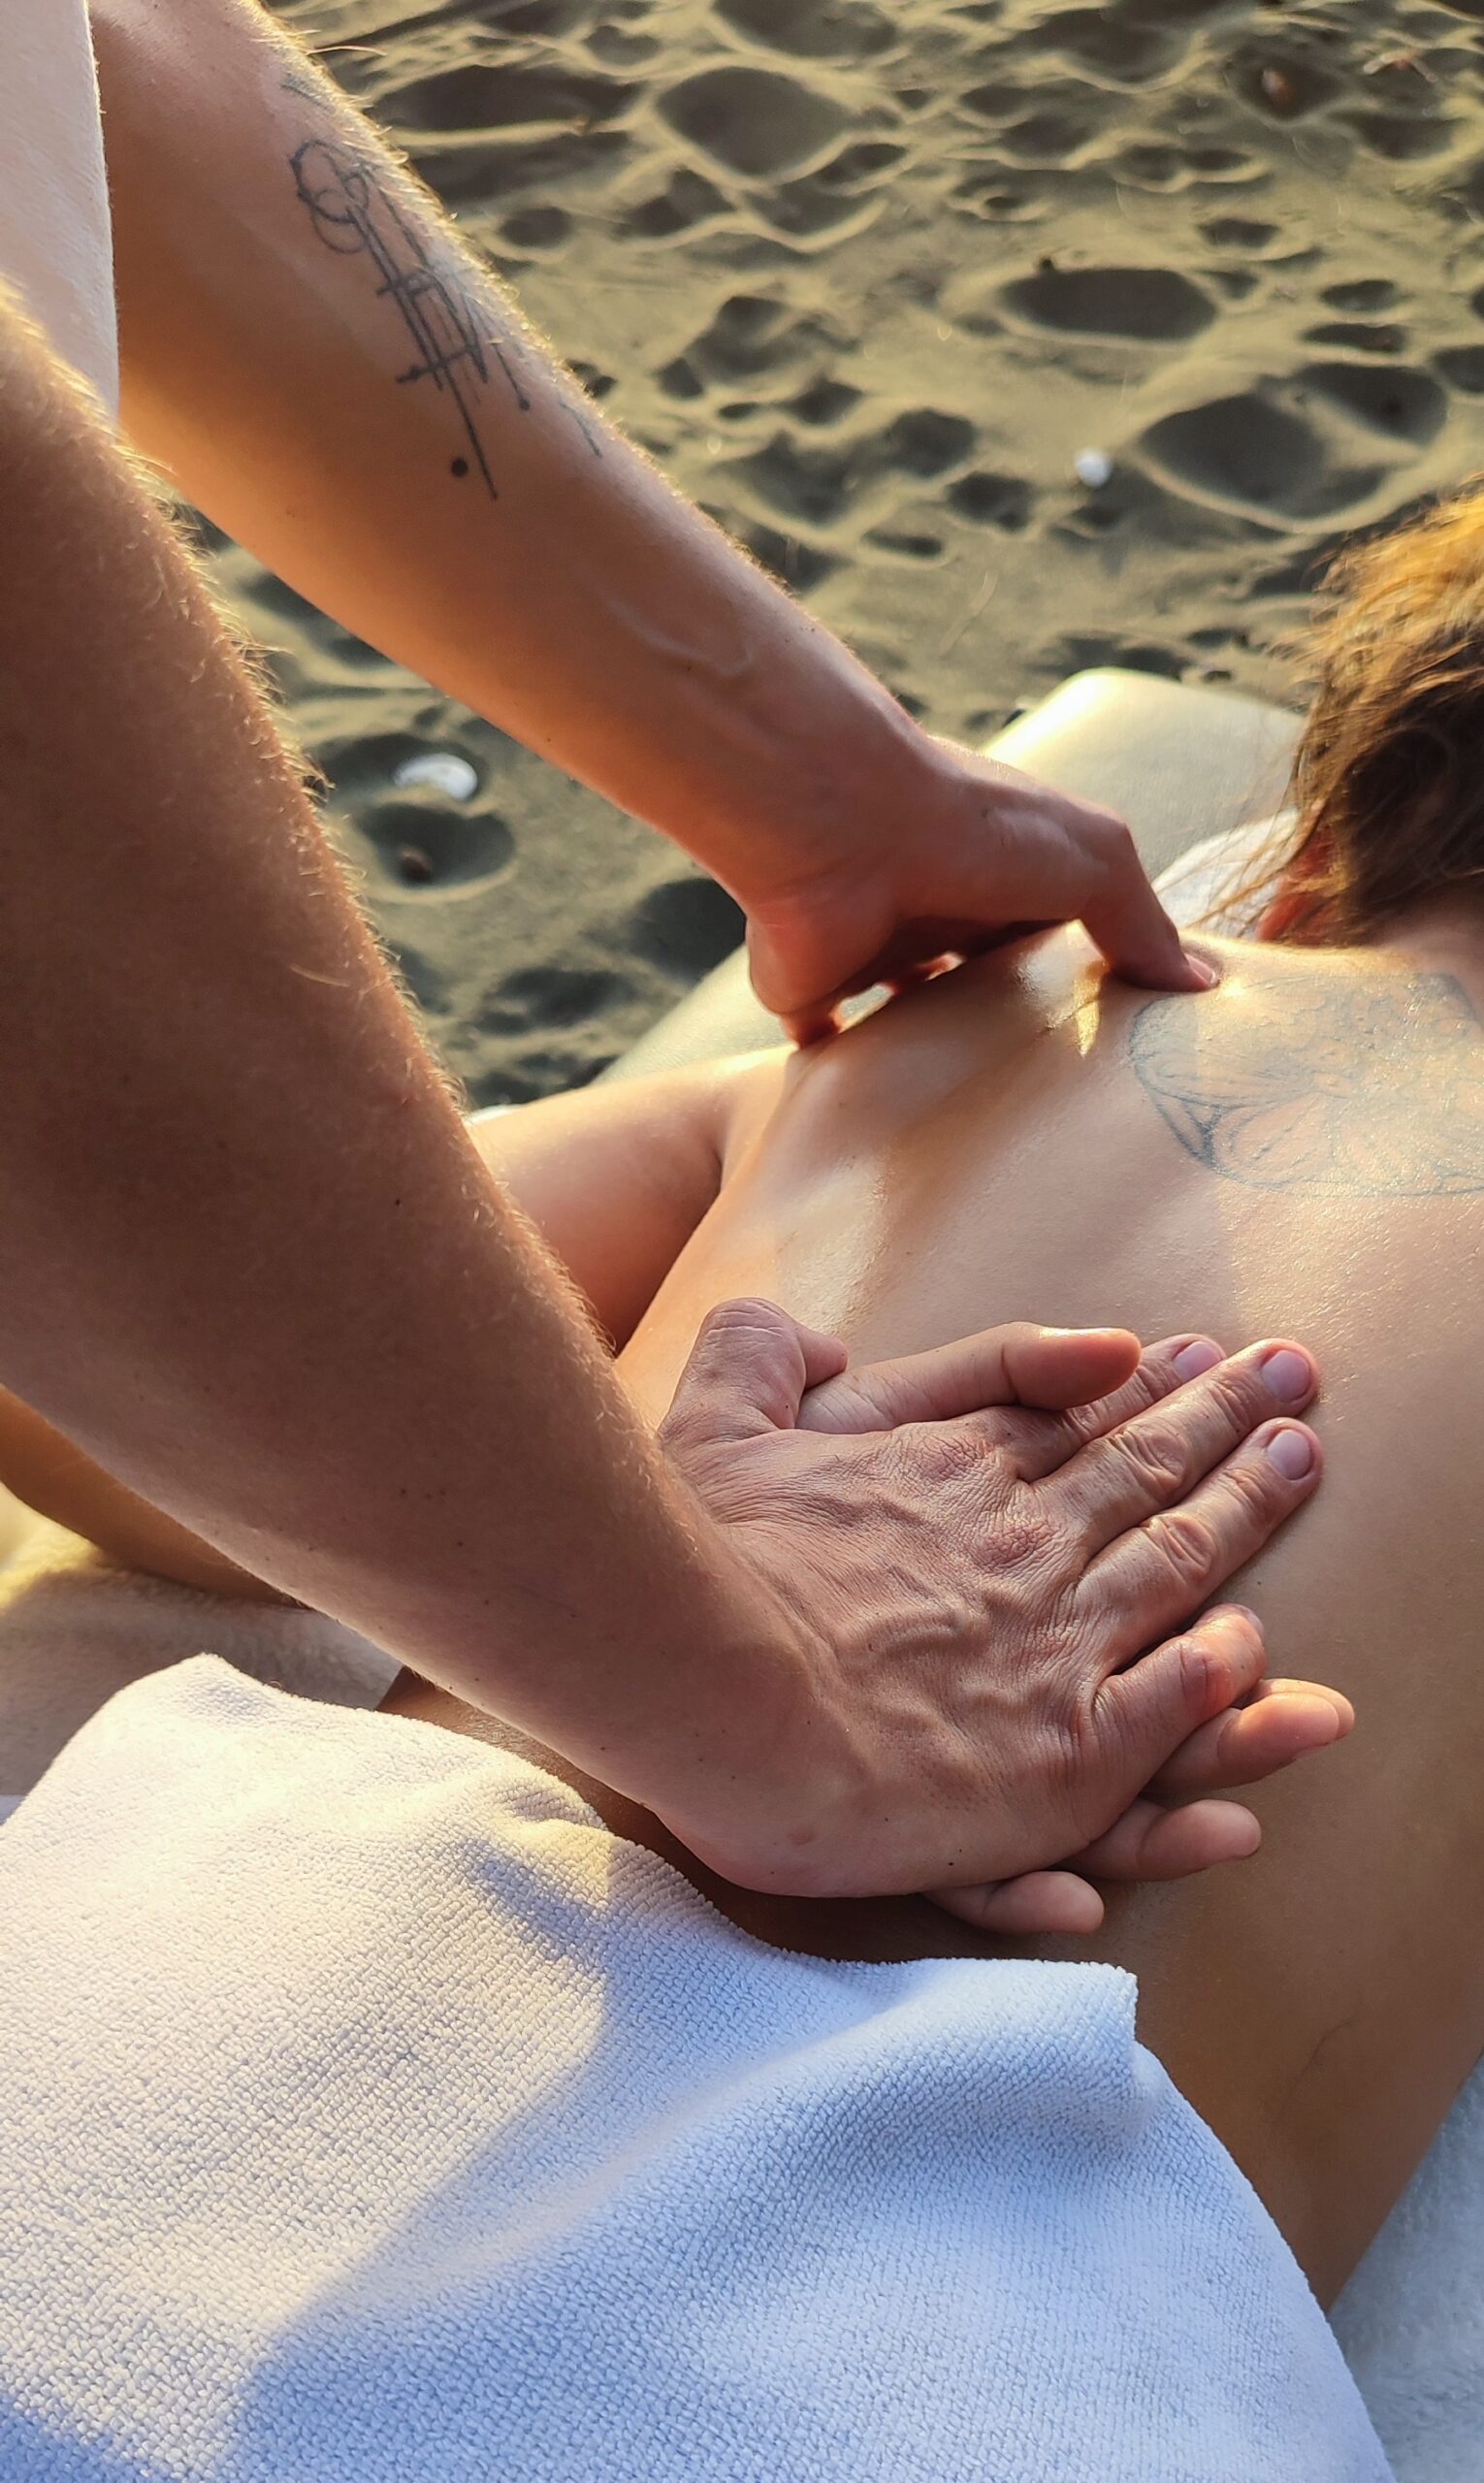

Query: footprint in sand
477;965;629;1039
586;25;660;68
621;169;727;240
1138;363;1449;528
359;802;515;895
680;293;841;384
325;732;514;895
386;61;634;136
751;133;907;238
947;471;1034;531
1303;322;1408;356
1434;346;1484;395
659;66;849;180
1200;216;1281;253
730;435;858;529
1009;8;1184;86
627;875;746;981
740;525;839;594
1113;140;1265;192
995;264;1216;343
732;408;976;531
790;378;864;427
714;0;893;61
1322;279;1403;314
1344;107;1456;163
961;83;1109;165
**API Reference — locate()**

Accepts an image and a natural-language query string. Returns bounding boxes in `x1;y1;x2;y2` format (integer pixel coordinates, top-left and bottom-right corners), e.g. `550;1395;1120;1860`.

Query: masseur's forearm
90;0;923;894
0;293;801;1800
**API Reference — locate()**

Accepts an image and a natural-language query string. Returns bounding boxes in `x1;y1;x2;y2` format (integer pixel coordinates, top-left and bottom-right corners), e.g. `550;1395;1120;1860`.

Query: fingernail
1265;1427;1315;1479
1260;1347;1312;1403
1207;1603;1263;1647
1173;1338;1222;1380
1186;955;1221;991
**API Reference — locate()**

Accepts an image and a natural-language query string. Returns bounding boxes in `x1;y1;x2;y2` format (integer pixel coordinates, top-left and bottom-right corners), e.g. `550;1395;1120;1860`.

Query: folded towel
0;1659;1390;2481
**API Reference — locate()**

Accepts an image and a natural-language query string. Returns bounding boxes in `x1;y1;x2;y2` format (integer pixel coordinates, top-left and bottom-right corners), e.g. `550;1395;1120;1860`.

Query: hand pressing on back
652;1302;1339;1933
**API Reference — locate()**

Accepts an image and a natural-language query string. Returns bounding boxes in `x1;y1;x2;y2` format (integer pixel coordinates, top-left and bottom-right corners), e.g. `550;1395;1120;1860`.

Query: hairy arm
0;286;809;1795
0;1062;753;1594
87;0;928;898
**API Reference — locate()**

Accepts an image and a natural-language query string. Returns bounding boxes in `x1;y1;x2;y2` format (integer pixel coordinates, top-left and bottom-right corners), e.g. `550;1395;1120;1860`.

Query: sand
236;0;1484;1105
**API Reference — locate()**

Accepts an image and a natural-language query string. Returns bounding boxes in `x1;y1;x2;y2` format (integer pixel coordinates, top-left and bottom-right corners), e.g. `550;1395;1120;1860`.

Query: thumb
661;1298;850;1447
800;1323;1141;1434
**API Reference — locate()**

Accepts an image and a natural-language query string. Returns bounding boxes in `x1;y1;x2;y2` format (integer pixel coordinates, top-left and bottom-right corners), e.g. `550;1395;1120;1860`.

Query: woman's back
615;922;1484;2298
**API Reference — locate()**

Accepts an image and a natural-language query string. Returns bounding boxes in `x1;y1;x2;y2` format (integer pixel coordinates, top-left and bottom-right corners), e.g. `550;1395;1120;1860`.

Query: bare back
592;927;1484;2297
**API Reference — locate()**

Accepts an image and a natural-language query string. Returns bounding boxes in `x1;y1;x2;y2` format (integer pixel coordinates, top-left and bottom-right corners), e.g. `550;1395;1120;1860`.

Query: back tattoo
1129;972;1484;1195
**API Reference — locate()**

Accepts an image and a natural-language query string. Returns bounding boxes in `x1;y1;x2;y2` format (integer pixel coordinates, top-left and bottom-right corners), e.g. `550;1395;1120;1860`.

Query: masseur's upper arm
468;1053;781;1351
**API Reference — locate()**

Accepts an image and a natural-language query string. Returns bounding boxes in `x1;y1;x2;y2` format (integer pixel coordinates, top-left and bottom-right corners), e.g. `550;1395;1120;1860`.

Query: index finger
1074;811;1218;993
1046;1338;1320;1554
1000;1332;1226;1482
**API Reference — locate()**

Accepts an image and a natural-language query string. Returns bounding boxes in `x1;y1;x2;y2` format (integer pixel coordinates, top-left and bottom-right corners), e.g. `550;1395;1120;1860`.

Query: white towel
0;1657;1391;2481
0;0;119;422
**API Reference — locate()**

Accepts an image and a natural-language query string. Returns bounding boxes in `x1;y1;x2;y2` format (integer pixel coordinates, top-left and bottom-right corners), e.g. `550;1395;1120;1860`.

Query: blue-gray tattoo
1129;973;1484;1195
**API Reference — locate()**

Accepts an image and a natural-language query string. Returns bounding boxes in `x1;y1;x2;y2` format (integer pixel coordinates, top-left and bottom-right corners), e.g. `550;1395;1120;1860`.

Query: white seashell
1074;448;1113;488
392;752;479;800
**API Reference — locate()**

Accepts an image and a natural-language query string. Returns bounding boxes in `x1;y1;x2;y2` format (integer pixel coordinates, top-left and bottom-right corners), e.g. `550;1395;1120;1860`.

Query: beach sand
238;0;1484;1104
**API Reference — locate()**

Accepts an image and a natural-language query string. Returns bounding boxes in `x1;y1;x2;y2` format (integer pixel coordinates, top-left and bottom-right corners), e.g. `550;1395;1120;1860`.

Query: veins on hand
287;136;603;495
1129;970;1484;1196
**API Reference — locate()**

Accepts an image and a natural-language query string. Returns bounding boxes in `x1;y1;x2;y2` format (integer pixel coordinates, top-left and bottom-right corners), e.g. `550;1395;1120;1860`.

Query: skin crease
392;902;1484;2307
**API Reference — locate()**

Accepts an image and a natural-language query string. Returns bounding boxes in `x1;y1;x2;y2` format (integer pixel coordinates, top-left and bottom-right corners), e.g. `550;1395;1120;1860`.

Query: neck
1368;890;1484;990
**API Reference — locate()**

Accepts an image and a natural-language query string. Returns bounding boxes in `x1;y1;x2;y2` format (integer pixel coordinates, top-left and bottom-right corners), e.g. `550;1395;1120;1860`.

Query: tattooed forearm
1129;971;1484;1196
283;95;603;495
289;137;517;498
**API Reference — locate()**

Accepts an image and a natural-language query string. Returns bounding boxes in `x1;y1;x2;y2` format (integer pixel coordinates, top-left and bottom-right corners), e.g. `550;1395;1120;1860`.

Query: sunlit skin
392;895;1484;2306
0;895;1478;2305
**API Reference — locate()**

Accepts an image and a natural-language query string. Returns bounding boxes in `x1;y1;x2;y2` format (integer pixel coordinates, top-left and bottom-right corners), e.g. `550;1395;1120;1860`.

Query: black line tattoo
290;138;529;499
1129;972;1484;1196
288;136;603;492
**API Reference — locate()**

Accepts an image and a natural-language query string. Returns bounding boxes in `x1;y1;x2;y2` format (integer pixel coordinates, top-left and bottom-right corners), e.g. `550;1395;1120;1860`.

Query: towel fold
0;1658;1390;2481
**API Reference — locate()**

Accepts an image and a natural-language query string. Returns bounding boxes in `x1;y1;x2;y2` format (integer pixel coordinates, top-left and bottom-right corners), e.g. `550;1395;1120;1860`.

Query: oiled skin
396;920;1484;2303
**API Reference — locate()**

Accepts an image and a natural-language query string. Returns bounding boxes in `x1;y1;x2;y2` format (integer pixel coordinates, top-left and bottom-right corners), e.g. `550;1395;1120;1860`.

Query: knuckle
703;1295;788;1343
1093;812;1138;871
984;1406;1058;1468
1222;1449;1288;1522
1106;1421;1186;1502
913;1425;991;1491
1202;1364;1269;1439
989;1498;1060;1572
1122;1360;1173;1415
1144;1504;1219;1590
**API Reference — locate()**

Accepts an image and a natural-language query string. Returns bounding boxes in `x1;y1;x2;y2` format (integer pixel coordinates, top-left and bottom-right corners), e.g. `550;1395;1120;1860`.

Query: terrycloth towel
0;1659;1390;2482
0;0;119;422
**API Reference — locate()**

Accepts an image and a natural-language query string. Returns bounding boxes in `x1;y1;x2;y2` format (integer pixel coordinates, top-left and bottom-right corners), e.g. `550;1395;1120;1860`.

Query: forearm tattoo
284;93;600;495
1129;972;1484;1195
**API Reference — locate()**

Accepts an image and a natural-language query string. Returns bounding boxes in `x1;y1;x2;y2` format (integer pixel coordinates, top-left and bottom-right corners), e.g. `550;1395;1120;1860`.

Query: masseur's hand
741;736;1215;1044
655;1305;1330;1915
